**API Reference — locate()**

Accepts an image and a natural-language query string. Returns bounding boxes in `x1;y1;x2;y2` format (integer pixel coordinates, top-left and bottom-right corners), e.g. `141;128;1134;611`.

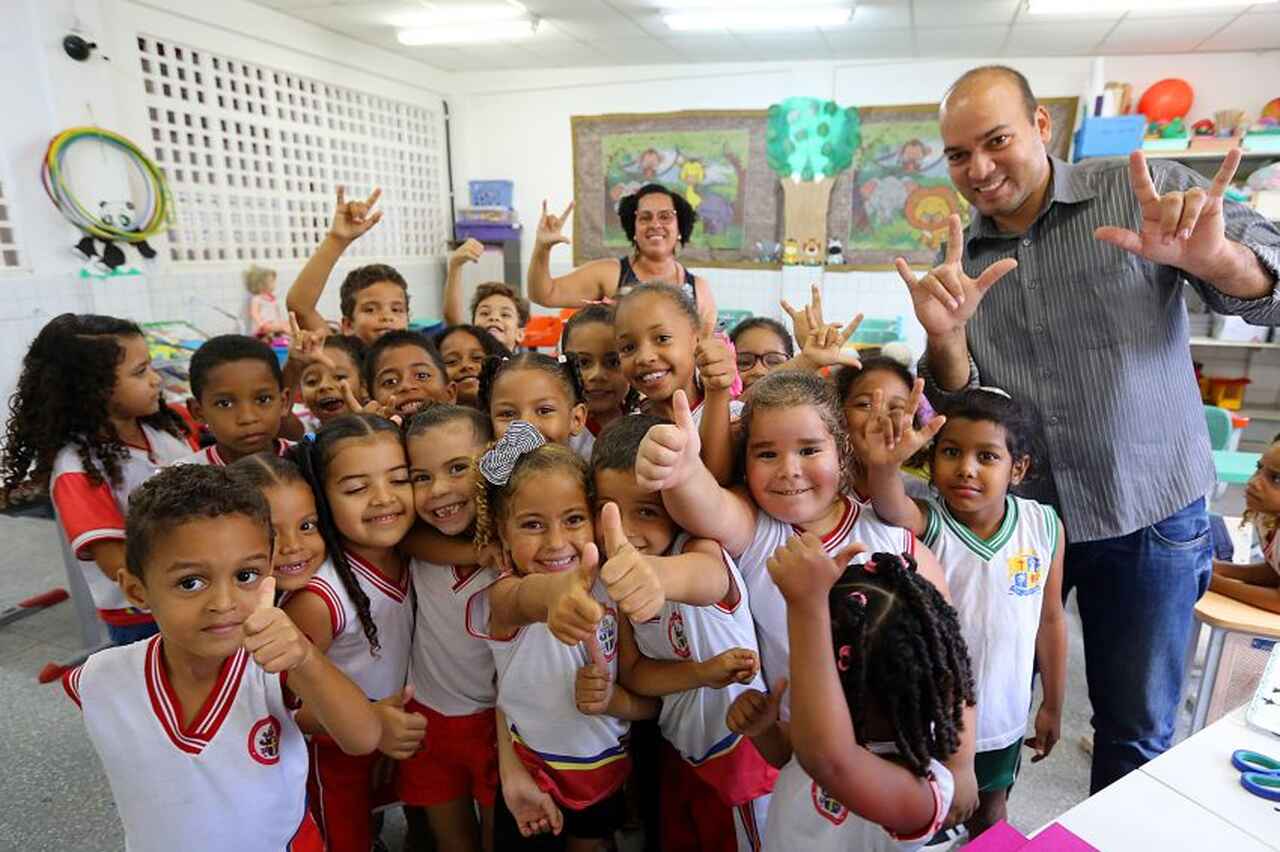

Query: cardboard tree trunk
780;176;834;249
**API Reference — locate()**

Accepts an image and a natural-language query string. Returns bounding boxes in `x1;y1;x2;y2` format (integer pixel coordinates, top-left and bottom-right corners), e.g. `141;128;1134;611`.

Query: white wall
449;50;1280;361
0;0;456;406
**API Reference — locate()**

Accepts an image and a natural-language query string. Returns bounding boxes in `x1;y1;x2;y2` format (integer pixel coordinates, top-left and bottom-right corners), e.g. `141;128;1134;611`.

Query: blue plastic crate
1073;116;1145;161
469;180;514;208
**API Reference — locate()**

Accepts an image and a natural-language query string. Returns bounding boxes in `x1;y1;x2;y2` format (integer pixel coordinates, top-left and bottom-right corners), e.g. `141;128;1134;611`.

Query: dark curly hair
324;334;366;372
618;183;697;247
433;324;512;363
934;388;1042;482
474;442;593;554
2;313;189;495
470;282;530;327
362;330;448;394
830;552;976;777
478;351;584;415
125;465;272;580
338;263;409;321
560;305;641;414
288;413;404;654
730;317;795;358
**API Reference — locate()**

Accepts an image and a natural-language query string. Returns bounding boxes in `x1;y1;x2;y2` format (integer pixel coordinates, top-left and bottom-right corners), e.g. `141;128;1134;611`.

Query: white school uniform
62;635;321;852
921;495;1059;752
407;559;497;716
467;575;631;810
764;753;952;852
567;428;596;463
50;425;194;625
294;552;412;700
736;495;916;719
1254;516;1280;577
173;438;294;467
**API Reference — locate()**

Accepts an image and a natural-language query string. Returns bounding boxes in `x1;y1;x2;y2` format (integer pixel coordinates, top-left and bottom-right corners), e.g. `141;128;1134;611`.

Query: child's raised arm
694;318;737;485
443;239;483;326
769;536;942;837
245;578;381;756
487;543;604;644
726;679;792;769
636;389;757;557
857;381;945;537
1028;515;1067;764
526;199;616;308
286;186;383;333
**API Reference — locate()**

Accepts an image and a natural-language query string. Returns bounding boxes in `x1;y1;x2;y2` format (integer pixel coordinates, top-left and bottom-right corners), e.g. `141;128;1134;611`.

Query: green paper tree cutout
766;97;861;182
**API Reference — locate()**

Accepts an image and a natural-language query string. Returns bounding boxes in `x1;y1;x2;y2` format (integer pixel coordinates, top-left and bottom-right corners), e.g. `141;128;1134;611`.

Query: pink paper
965;820;1028;850
1020;822;1099;851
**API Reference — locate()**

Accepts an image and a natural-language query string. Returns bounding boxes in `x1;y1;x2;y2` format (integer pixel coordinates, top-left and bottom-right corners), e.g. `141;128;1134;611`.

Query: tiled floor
0;490;1232;849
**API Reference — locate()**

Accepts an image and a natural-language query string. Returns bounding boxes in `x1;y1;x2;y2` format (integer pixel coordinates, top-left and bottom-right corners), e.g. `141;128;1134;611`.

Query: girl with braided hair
224;453;325;594
280;414;425;852
2;313;196;644
479;350;589;450
858;386;1067;840
763;541;975;850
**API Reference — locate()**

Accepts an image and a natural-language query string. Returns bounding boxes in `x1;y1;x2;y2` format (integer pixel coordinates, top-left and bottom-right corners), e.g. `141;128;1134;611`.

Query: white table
1046;708;1280;850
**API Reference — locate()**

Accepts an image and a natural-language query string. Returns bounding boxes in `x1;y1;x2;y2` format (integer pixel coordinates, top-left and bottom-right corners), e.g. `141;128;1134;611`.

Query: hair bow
478;420;545;486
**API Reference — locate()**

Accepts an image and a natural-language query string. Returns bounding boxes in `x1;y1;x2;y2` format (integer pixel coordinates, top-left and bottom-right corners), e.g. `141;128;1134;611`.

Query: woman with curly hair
1;313;195;644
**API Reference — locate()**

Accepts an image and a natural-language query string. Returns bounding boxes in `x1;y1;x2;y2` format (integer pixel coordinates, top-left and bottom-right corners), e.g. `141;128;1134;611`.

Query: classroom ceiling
250;1;1280;71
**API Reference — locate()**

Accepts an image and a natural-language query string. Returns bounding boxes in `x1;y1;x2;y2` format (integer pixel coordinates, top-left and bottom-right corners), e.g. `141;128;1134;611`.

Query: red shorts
397;701;499;808
307;738;381;852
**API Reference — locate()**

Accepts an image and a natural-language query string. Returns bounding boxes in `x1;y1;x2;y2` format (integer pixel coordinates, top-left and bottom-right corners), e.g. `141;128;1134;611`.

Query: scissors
1232;749;1280;801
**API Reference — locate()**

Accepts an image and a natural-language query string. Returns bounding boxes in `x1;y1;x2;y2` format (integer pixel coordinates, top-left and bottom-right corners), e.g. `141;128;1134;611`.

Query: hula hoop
41;126;171;243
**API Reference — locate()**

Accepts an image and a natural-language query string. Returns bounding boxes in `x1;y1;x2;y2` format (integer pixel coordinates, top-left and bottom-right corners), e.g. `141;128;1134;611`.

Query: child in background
729;318;793;393
2;314;196;644
464;427;666;851
225;454;327;594
591;415;776;852
613;283;738;483
561;305;634;460
398;404;502;852
860;387;1066;839
444;239;529;353
244;264;289;340
1211;434;1280;612
838;359;933;503
635;372;978;819
764;545;976;851
287;186;411;346
283;414;424;852
179;335;293;466
479;351;588;447
435;324;512;409
363;330;456;418
296;335;367;427
63;465;381;852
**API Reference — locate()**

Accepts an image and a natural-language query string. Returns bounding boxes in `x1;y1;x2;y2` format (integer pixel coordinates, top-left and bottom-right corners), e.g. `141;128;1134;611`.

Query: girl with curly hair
1;313;195;644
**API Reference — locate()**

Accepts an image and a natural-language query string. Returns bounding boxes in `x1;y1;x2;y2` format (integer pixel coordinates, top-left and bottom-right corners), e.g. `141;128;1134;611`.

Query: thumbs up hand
546;543;605;647
242;576;314;674
695;317;737;394
726;678;789;738
635;389;702;492
575;630;614;716
374;684;428;759
597;502;664;624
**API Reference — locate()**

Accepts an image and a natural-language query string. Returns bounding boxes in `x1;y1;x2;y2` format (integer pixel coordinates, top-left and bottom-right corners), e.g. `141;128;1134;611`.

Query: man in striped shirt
904;65;1280;795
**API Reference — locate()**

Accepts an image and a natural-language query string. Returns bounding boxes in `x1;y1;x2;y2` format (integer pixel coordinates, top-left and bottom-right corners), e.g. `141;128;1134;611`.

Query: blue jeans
107;620;159;645
1063;497;1211;794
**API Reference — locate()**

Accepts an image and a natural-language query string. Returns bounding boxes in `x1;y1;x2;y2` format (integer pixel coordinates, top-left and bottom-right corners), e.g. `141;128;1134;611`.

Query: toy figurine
802;237;823;265
826;237;844;266
782;238;800;265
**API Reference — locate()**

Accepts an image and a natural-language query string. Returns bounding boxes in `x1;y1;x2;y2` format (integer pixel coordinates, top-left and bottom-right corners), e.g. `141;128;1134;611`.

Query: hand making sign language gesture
895;214;1018;338
1094;149;1244;277
535;199;575;251
330;185;383;245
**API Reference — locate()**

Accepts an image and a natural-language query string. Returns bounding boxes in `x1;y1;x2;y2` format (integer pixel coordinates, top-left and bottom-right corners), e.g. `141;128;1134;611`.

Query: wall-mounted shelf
1190;336;1280;351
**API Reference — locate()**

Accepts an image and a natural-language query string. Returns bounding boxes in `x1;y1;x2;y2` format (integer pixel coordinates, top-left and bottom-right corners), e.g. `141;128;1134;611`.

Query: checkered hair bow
479;420;546;486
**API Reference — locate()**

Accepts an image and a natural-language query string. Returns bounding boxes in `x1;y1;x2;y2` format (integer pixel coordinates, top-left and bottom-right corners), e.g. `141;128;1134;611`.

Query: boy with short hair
362;330;456;418
287;186;410;346
62;465;382;852
444;239;529;352
180;335;292;466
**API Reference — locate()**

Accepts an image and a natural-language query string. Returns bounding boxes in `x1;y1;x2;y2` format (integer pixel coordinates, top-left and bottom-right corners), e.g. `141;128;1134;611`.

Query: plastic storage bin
455;222;521;243
850;316;904;346
1206;376;1250;411
1073;116;1145;161
469;180;514;208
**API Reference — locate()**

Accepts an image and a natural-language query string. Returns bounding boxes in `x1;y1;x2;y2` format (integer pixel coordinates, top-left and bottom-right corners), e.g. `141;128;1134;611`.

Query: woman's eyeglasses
636;210;677;225
735;352;789;370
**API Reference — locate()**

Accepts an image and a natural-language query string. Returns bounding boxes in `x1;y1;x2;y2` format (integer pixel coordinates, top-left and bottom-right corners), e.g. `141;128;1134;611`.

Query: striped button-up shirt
921;155;1280;543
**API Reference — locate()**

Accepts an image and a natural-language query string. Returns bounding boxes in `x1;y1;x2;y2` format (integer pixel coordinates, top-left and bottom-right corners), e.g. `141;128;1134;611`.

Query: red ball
1138;78;1194;123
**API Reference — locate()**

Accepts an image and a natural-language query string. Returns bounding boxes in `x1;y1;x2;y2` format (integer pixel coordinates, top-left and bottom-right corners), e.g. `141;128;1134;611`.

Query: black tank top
616;256;698;307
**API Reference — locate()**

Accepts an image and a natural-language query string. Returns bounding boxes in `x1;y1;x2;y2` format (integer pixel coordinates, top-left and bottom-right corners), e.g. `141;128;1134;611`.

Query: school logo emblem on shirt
811;781;849;826
1007;549;1044;597
248;716;282;766
597;607;619;663
668;610;691;659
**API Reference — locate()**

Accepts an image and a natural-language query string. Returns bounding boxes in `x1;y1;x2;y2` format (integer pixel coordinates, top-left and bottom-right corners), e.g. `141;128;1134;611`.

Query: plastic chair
522;315;564;351
716;309;752;334
1204;405;1233;451
1184;591;1280;734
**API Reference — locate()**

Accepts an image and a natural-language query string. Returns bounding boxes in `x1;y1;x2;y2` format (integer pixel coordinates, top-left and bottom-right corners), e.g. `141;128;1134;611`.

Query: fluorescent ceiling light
397;19;540;45
1027;0;1274;13
665;7;853;31
389;2;529;28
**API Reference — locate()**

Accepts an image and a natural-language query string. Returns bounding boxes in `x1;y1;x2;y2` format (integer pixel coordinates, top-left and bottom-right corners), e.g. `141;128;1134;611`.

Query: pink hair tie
847;591;868;607
837;645;853;671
